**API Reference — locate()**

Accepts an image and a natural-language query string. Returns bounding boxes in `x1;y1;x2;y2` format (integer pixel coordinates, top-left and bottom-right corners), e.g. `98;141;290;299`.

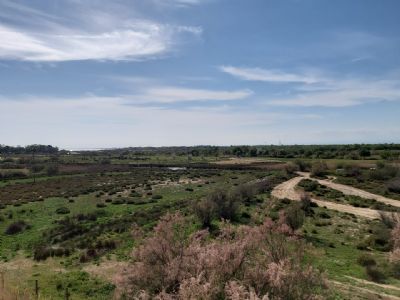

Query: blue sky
0;0;399;148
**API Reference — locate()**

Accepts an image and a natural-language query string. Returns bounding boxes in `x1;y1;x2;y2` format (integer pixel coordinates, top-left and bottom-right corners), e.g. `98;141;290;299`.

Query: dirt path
332;280;400;300
271;176;381;219
345;276;400;293
298;172;400;208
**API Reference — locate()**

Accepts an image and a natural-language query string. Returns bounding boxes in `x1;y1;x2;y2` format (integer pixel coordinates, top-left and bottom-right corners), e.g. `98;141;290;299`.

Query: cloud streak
220;66;320;84
0;2;201;62
126;86;253;103
219;65;400;107
268;79;400;107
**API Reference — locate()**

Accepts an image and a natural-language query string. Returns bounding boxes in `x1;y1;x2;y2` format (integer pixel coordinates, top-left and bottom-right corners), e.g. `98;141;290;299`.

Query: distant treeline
1;144;400;160
95;144;400;160
0;144;59;155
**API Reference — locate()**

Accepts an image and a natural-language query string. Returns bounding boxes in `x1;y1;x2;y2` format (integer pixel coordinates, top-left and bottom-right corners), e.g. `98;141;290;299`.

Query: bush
96;203;107;208
369;224;391;251
294;160;311;172
366;266;386;283
285;204;305;230
299;193;314;217
379;212;400;229
284;162;299;174
317;211;331;219
387;178;400;194
357;254;376;267
5;221;30;235
356;241;368;250
46;164;59;176
233;184;257;202
192;189;240;224
151;195;163;200
211;189;239;221
112;199;125;205
299;179;318;192
117;213;326;299
314;220;332;227
130;191;142;197
193;198;217;228
311;162;328;178
34;246;70;261
392;262;400;279
343;165;361;177
56;207;70;214
369;166;398;181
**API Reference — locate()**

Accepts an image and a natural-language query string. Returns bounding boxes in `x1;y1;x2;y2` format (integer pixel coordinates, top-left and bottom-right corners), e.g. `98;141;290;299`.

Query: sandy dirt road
332;280;400;300
298;172;400;208
271;176;381;219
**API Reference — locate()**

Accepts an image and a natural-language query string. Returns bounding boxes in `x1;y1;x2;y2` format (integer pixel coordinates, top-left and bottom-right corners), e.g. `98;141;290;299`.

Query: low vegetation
1;144;400;299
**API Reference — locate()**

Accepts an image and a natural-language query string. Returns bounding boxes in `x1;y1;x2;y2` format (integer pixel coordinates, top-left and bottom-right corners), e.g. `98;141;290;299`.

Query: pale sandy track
271;176;381;219
332;280;400;300
298;172;400;208
345;276;400;293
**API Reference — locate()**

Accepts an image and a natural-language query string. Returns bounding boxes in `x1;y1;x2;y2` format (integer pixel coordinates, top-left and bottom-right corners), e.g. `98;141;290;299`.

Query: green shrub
299;179;318;192
391;262;400;279
285;204;305;230
387;178;400;194
193;198;217;228
314;220;332;227
365;266;386;283
5;221;30;235
311;162;328;178
130;191;142;197
294;160;311;172
356;241;368;250
112;199;125;205
56;207;70;214
317;211;331;219
357;254;376;267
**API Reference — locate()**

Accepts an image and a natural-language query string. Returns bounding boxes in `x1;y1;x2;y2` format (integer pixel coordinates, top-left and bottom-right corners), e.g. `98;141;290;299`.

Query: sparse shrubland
2;145;400;299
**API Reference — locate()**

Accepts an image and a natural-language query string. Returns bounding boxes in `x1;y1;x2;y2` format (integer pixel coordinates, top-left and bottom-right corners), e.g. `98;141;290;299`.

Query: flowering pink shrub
116;212;326;299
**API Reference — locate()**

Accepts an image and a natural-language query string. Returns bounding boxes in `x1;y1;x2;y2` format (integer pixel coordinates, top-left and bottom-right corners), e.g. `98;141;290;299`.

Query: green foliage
387;178;400;193
55;207;70;214
365;266;386;283
357;254;376;267
285;203;305;230
5;220;30;235
311;161;328;178
299;179;318;192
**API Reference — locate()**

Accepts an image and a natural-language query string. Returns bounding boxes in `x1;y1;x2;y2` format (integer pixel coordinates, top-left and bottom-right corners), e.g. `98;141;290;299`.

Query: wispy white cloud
220;66;321;84
0;2;201;62
152;0;209;7
126;86;252;103
268;78;400;107
220;64;400;107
